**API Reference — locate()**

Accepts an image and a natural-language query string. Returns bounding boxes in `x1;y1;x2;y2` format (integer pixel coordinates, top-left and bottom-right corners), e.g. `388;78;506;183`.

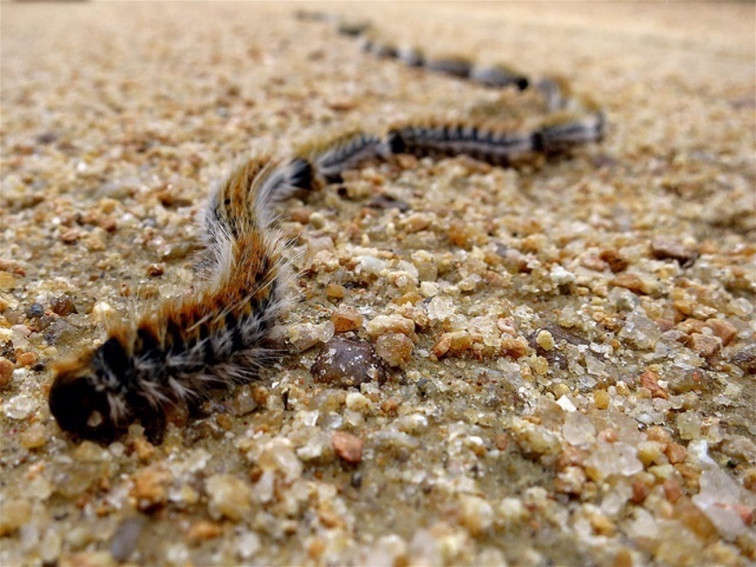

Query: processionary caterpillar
48;13;604;443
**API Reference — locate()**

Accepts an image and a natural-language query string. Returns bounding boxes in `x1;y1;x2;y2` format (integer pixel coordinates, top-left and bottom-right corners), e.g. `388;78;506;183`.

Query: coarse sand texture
1;3;755;566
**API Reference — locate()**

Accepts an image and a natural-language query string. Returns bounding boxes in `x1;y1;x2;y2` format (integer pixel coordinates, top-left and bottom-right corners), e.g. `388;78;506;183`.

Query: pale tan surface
1;2;755;566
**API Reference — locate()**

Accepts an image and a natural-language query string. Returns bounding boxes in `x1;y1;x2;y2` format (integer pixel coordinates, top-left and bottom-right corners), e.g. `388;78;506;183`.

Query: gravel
1;3;754;566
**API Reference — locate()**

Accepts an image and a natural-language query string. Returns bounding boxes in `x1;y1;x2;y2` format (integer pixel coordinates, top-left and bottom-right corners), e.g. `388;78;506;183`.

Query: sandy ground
1;2;755;566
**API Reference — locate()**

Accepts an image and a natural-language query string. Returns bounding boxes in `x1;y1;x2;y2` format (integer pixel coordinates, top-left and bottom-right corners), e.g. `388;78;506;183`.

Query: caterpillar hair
49;12;606;444
423;56;474;79
295;130;386;184
533;111;605;153
50;156;301;443
387;121;534;165
471;64;529;90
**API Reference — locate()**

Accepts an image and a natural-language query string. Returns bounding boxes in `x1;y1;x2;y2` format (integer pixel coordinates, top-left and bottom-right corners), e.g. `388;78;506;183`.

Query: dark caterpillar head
49;338;131;443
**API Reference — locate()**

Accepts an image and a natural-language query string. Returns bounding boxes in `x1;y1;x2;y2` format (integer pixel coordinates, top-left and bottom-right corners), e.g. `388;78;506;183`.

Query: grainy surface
1;2;755;566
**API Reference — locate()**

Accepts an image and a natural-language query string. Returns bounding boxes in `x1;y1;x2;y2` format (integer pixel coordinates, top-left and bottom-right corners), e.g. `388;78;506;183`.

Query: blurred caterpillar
49;14;604;444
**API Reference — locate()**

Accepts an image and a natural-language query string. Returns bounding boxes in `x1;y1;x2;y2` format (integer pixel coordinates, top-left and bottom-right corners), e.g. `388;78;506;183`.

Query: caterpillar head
49;338;130;443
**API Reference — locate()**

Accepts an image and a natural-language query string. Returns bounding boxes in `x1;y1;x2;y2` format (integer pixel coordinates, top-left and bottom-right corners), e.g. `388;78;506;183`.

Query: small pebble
0;499;31;536
326;283;346;299
365;314;415;339
25;303;44;318
650;237;698;266
431;331;472;358
732;344;756;374
20;423;47;449
459;495;494;535
206;474;252;521
16;351;37;367
311;337;385;387
535;329;555;351
146;263;165;277
60;228;81;244
109;516;146;562
50;295;77;316
704;319;737;346
689;333;721;358
375;333;414;367
331;305;363;333
130;464;172;511
332;431;363;464
0;357;14;389
186;520;223;543
611;273;657;295
288;321;334;352
639;370;668;399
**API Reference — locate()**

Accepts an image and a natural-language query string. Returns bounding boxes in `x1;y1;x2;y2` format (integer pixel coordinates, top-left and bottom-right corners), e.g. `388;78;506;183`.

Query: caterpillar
48;13;605;444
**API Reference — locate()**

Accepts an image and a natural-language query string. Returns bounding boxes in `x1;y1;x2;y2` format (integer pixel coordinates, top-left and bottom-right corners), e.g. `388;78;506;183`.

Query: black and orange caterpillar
48;13;604;443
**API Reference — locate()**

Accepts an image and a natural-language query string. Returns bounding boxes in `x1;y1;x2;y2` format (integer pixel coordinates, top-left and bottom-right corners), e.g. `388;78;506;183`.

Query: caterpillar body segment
533;111;605;153
397;47;425;68
471;64;530;90
386;122;535;165
423;56;475;79
295;130;387;184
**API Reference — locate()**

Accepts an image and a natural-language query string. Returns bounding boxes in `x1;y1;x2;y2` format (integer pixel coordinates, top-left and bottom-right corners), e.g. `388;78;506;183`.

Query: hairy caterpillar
49;14;604;444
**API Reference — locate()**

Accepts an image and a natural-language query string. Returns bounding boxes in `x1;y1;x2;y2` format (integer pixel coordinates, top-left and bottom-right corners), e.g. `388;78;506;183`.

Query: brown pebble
331;305;362;333
132;437;156;462
610;273;655;295
50;295;78;316
290;207;311;224
590;511;616;536
146;263;165;277
375;332;414;367
663;479;683;502
689;333;721;358
598;428;618;443
186;520;223;543
0;357;14;389
613;548;633;567
16;351;37;367
0;272;17;291
60;228;81;244
732;344;756;374
650;237;698;266
19;423;47;449
646;426;673;444
431;331;473;358
599;249;629;273
631;480;649;504
639;370;668;399
99;217;118;232
500;336;530;359
380;398;400;416
327;97;356;111
594;389;610;410
448;221;475;248
130;463;172;511
325;283;346;299
332;431;363;464
403;212;432;233
494;433;511;451
665;442;687;464
155;187;192;208
311;337;385;387
216;413;233;431
704;318;737;346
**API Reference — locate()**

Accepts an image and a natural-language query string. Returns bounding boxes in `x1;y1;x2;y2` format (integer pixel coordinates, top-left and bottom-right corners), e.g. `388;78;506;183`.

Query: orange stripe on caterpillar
49;158;291;444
